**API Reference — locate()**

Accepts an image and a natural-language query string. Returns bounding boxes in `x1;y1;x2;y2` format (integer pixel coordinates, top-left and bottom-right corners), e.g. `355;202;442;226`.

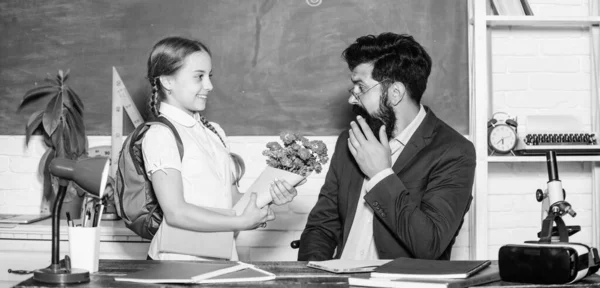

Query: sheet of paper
233;166;304;215
307;259;393;273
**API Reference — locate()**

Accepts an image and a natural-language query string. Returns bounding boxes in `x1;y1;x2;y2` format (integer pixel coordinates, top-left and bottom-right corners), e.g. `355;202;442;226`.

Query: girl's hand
269;179;299;206
240;193;270;230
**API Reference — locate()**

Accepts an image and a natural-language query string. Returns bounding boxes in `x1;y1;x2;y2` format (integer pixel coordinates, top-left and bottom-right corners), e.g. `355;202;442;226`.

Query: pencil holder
68;226;100;273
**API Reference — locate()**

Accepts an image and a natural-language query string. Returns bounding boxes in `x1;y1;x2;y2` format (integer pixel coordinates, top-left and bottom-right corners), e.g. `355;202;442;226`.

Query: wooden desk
14;260;600;287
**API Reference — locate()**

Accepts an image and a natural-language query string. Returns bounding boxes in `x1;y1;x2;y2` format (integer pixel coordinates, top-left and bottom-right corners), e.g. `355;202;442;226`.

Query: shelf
488;155;600;162
485;16;600;27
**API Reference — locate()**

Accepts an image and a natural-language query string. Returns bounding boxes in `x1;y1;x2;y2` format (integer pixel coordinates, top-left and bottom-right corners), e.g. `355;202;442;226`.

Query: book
371;258;491;279
307;259;393;273
157;207;235;259
349;264;500;288
491;0;533;16
520;0;534;15
487;0;499;15
195;266;276;284
114;261;251;284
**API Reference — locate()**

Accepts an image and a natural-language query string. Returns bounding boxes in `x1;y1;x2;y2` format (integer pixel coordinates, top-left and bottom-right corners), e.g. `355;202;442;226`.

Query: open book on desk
349;264;500;288
307;259;392;273
114;261;252;284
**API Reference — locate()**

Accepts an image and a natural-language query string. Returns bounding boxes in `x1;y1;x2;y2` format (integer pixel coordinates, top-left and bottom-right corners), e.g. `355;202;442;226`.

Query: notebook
349;264;500;288
371;258;491;279
0;214;51;224
114;261;251;284
195;266;276;284
307;259;392;273
158;207;234;259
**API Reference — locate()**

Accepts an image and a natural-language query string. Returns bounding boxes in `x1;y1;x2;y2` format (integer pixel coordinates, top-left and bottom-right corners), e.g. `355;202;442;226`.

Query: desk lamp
33;157;110;284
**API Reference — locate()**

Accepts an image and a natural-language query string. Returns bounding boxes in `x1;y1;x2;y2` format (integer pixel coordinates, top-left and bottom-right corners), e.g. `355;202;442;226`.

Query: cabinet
469;0;600;260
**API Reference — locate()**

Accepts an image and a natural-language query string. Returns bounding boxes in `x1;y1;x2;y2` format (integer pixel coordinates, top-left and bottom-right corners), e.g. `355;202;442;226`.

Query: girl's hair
230;152;245;187
146;36;225;148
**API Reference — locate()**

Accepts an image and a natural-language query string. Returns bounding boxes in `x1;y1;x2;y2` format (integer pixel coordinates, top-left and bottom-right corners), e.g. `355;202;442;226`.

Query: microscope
534;151;579;240
499;150;599;284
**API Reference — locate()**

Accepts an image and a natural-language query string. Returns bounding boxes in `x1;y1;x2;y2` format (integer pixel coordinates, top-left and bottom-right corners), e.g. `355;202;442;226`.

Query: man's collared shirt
340;104;426;260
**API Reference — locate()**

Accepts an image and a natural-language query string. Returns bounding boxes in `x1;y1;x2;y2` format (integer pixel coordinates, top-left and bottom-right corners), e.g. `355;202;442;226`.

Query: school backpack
114;116;183;240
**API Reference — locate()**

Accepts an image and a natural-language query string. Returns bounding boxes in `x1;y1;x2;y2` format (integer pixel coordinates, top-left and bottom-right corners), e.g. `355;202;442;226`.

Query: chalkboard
1;0;468;136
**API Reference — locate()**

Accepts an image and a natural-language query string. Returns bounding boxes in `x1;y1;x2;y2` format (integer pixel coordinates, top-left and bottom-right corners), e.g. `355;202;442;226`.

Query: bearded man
298;32;476;261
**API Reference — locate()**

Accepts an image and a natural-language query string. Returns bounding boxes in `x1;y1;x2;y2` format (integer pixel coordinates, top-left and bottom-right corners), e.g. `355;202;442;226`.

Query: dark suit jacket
298;107;476;261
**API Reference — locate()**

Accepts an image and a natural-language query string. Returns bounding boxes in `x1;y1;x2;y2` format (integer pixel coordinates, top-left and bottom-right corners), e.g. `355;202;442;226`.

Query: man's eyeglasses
348;79;392;102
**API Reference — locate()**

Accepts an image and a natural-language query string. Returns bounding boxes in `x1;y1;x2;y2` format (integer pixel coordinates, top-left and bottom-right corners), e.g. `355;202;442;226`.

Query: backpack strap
127;117;184;176
156;116;184;160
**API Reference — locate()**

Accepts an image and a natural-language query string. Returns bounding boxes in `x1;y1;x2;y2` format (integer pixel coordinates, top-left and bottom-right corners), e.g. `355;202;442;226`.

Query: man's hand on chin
347;116;392;179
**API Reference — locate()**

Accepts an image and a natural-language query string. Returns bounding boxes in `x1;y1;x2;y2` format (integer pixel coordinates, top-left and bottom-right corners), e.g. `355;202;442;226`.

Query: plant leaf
43;133;52;147
41;148;56;204
25;110;44;145
63;69;70;83
64;107;87;157
42;93;62;136
18;85;56;110
56;70;63;85
51;122;64;157
66;87;84;113
61;119;75;159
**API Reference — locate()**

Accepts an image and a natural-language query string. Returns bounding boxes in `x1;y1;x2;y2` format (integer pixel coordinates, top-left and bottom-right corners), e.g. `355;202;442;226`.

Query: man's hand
348;116;392;179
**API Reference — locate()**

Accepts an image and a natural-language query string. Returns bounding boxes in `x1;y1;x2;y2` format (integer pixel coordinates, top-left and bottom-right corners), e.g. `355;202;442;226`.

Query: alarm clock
487;112;518;155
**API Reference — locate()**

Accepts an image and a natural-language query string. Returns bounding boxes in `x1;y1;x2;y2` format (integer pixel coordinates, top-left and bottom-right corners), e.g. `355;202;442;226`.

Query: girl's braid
198;115;226;148
148;77;160;117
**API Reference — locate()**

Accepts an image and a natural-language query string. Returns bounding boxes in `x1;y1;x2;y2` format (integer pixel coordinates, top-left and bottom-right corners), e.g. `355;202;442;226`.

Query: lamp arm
52;181;68;266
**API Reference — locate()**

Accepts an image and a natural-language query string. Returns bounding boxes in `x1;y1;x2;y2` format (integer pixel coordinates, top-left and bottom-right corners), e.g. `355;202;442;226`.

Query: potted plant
18;69;88;219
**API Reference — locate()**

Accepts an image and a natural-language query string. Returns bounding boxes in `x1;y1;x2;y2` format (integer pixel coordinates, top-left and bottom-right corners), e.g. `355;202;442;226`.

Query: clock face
489;125;517;153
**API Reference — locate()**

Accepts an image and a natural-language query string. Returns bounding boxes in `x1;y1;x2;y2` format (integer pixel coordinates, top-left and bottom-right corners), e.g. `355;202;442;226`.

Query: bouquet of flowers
262;132;329;177
233;132;329;215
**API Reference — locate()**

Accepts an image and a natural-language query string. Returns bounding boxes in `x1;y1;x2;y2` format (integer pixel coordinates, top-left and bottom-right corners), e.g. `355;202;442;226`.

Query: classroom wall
0;0;591;261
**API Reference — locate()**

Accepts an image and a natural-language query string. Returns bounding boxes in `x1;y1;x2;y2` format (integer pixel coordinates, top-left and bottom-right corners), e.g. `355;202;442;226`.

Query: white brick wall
488;0;595;260
0;134;470;260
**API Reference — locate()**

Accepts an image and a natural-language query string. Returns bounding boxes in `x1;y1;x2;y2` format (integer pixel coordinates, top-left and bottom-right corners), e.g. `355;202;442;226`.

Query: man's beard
352;96;396;141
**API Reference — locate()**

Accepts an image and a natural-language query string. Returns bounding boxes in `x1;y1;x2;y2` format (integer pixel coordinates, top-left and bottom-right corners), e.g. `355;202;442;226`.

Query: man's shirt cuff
366;168;394;192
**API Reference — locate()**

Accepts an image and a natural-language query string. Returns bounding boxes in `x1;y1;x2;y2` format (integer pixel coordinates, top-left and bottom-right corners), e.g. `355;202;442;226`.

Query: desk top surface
14;260;600;288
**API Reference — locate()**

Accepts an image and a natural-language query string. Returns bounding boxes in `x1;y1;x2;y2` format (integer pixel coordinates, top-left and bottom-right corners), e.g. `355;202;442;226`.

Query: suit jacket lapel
342;150;364;247
392;107;438;175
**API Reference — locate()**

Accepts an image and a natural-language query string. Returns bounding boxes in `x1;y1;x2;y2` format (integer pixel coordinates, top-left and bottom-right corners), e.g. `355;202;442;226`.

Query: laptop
0;214;51;224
